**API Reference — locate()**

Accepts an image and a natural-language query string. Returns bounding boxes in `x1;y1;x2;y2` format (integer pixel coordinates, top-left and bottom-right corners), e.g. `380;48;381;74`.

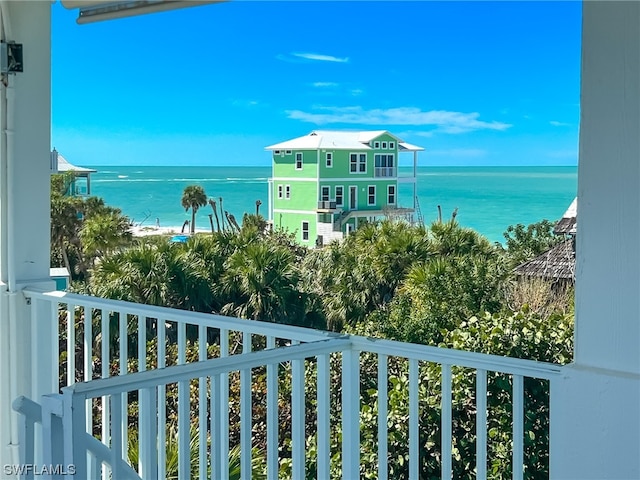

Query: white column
0;0;54;472
267;178;272;222
551;2;640;479
412;151;417;211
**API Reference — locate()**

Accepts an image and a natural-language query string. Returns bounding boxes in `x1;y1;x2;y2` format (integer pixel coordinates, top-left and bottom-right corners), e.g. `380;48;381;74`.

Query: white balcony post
551;2;640;478
0;1;54;473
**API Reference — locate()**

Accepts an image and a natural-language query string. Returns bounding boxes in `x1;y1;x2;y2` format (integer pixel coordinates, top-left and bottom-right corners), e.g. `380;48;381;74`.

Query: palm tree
209;198;221;232
218;197;226;232
181;185;207;234
80;212;133;267
221;243;303;324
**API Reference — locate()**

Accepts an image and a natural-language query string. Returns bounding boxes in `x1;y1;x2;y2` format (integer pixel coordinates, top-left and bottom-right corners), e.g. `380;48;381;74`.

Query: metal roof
266;130;423;151
398;142;425;152
56;153;97;174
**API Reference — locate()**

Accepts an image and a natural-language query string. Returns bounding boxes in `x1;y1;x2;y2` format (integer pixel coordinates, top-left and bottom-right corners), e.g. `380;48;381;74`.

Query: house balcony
374;167;396;178
316;201;338;212
14;287;561;480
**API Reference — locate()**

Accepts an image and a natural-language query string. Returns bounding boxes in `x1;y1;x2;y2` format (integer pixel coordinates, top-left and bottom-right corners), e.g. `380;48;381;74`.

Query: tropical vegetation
53;183;574;479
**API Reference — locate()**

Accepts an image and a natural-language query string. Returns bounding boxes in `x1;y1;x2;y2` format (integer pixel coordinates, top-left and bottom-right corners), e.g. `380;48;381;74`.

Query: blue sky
52;1;582;167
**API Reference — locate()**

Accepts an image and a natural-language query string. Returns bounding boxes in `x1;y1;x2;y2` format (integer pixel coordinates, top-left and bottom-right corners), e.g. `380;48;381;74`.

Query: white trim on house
349;153;367;174
335;185;344;206
271;177;318;182
274;208;319;215
273;176;399;184
349;185;357;209
367;185;376;206
387;184;396;205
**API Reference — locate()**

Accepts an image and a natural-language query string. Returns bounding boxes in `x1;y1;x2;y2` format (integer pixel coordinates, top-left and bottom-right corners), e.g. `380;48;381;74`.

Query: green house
266;130;423;246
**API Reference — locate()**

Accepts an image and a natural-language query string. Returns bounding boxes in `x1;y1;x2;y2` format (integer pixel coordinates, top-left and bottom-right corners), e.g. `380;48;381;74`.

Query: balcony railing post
61;389;86;479
139;386;158;479
341;345;360;480
40;394;65;474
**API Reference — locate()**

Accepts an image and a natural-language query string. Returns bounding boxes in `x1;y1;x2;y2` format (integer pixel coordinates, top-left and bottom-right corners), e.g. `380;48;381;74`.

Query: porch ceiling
61;0;225;24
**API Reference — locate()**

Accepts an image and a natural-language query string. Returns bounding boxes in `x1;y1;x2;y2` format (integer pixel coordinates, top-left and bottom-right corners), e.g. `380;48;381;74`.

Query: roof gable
266;130;422;151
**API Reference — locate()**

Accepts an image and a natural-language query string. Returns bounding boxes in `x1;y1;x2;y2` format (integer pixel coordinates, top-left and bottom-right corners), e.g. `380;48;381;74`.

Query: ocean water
88;166;577;244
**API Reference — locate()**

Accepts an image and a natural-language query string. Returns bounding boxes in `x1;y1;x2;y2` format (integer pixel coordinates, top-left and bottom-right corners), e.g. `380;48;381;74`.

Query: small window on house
285;185;291;199
295;153;303;170
387;185;396;204
368;185;376;205
358;154;367;173
278;185;283;199
326;152;333;168
350;154;358;173
382;141;388;149
374;141;380;149
389;142;395;149
285;150;292;155
274;150;281;155
302;221;309;241
321;186;330;202
335;186;344;206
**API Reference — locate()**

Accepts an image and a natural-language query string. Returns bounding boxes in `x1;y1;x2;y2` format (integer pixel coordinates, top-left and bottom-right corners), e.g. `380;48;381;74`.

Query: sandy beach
129;225;211;237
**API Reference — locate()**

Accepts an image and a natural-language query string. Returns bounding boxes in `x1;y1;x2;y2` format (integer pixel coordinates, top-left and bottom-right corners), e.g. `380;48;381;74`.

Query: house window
285;150;292;155
274;150;281;155
374;141;380;149
388;185;396;204
295;153;303;170
350;153;367;173
278;185;283;199
389;142;395;149
302;221;309;241
335;186;344;206
374;154;395;176
368;185;376;205
382;141;388;149
321;186;330;201
358;153;366;173
326;152;333;168
285;185;291;199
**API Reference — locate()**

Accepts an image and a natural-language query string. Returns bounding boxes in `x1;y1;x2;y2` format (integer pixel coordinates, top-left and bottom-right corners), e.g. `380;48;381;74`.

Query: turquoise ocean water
89;166;577;244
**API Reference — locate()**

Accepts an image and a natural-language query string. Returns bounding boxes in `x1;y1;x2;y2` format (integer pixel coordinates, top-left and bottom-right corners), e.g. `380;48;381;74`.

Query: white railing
18;288;562;480
374;166;396;177
21;287;334;479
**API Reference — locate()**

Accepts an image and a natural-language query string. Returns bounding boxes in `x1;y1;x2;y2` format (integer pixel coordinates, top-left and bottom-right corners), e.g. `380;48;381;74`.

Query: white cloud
312;82;339;88
350;89;364;96
285;106;512;134
292;52;349;63
550;120;571;127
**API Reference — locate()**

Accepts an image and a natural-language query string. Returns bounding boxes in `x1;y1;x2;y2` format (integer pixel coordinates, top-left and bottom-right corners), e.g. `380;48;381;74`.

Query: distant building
266;130;423;246
50;148;96;196
514;197;577;283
